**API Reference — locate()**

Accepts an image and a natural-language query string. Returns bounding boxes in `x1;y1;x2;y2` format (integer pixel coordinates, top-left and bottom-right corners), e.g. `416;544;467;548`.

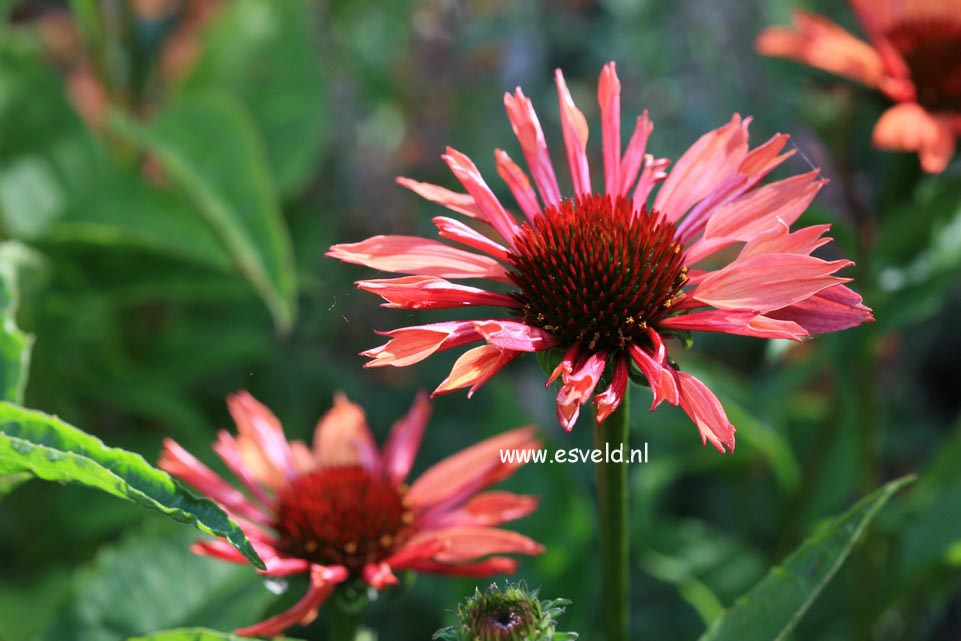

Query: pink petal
504;88;562;206
473;319;560;352
738;221;832;259
362;321;482;368
424;491;540;529
159;438;272;524
768;283;874;334
357;275;520;310
700;171;826;243
620;112;654;196
227;391;296;486
363;562;399;589
234;566;343;637
627;343;679;410
382;537;448;570
739;133;794;177
555;69;591;196
633;155;671;210
406;526;544;564
407;426;540;512
407;556;519;577
654;114;749;222
546;343;582;387
598;62;622;195
328;235;512;282
313;392;380;469
443;147;522;247
396;176;481;219
693;253;853;313
432;216;512;263
191;538;315;577
872;103;957;173
432;344;521;398
594;355;629;423
381;391;431;484
675;371;736;453
556;351;607;431
658;310;809;341
495;149;541;223
211;430;274;507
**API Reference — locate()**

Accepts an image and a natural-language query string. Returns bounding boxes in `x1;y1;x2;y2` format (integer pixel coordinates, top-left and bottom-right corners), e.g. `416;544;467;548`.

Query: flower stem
594;393;630;641
328;586;366;641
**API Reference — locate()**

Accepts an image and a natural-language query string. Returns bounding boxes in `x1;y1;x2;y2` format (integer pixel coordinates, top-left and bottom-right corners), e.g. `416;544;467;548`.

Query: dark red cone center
887;18;961;112
273;466;411;571
509;194;687;353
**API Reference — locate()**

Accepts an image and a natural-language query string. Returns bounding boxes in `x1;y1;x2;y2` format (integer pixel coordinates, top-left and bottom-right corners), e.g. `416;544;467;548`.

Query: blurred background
1;0;960;639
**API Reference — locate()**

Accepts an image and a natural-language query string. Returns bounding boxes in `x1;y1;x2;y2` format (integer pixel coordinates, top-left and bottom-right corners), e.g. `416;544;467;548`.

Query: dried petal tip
433;581;578;641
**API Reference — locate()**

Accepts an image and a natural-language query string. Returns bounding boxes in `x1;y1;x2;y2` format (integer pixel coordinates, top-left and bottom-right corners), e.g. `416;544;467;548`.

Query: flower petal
555;69;592;196
737;221;832;259
504;88;562;206
227;391;296;486
598;62;622;196
357;275;520;310
594;355;629;423
556;351;607;431
473;319;560;352
362;321;483;368
381;391;431;484
627;343;679;410
407;556;519;577
495;149;541;223
313;392;379;469
234;566;344;637
424;491;540;529
443;147;522;247
406;526;544;564
768;283;874;334
327;235;512;282
363;562;399;589
658;310;809;341
432;216;512;263
872;103;957;173
210;430;275;508
432;344;521;398
396;176;481;218
675;371;736;453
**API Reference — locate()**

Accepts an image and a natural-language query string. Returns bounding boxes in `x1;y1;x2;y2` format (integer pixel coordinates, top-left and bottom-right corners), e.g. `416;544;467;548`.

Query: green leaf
0;402;264;569
108;93;298;332
0;471;30;498
128;629;303;641
698;475;914;641
181;0;328;196
0;244;33;403
40;523;282;641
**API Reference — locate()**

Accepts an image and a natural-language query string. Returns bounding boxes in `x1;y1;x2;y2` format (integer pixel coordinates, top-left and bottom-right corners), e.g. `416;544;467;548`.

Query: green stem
327;586;366;641
594;393;630;641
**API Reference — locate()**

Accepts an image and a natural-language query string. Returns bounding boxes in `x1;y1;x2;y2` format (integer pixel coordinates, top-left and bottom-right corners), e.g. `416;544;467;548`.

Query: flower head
328;62;872;450
434;581;577;641
159;391;543;637
757;0;961;172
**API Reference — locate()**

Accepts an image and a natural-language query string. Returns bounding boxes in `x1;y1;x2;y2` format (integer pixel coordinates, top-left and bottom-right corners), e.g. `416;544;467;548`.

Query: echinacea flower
328;62;872;450
159;391;543;637
756;0;961;172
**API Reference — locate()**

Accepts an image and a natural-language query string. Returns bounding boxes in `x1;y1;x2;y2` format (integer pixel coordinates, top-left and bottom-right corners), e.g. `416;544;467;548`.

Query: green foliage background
1;0;960;640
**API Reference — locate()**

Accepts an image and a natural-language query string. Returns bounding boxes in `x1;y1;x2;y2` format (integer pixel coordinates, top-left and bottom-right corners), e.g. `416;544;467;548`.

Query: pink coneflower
757;0;961;173
328;62;872;451
159;391;543;637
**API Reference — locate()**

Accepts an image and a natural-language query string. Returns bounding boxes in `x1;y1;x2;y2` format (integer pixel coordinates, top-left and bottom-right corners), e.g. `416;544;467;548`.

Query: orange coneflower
160;391;542;637
757;0;961;172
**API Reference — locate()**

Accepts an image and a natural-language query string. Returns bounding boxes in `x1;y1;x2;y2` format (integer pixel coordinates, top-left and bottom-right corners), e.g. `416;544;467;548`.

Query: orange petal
872;103;957;173
313;392;379;469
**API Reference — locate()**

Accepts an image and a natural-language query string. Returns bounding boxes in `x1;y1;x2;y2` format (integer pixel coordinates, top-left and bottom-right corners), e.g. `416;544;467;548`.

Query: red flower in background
160;392;542;637
757;0;961;173
328;62;872;451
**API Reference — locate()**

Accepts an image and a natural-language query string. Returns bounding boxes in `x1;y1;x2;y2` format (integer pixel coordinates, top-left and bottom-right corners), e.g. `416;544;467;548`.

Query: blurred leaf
109;94;298;331
182;0;328;196
0;243;33;403
40;523;281;641
0;402;264;569
0;471;30;498
698;475;913;641
128;629;303;641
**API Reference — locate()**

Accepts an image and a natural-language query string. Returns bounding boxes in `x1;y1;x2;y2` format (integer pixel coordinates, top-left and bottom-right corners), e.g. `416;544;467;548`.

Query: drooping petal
658;310;809;341
598;62;622;195
407;426;540;512
234;566;344;637
768;283;874;334
227;391;296;486
495;149;541;223
693;254;853;313
381;391;431;484
504;88;562;206
594;355;629;423
396;177;481;219
405;526;544;564
546;343;582;387
432;216;512;263
191;538;317;577
362;562;399;589
357;275;520;310
433;344;521;398
423;491;540;529
556;351;607;431
555;69;591;196
872;103;957;173
675;371;736;453
627;343;679;410
755;11;886;88
363;321;483;368
313;392;379;469
654;114;749;222
443;147;522;247
327;235;512;282
159;438;271;524
473;319;560;352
